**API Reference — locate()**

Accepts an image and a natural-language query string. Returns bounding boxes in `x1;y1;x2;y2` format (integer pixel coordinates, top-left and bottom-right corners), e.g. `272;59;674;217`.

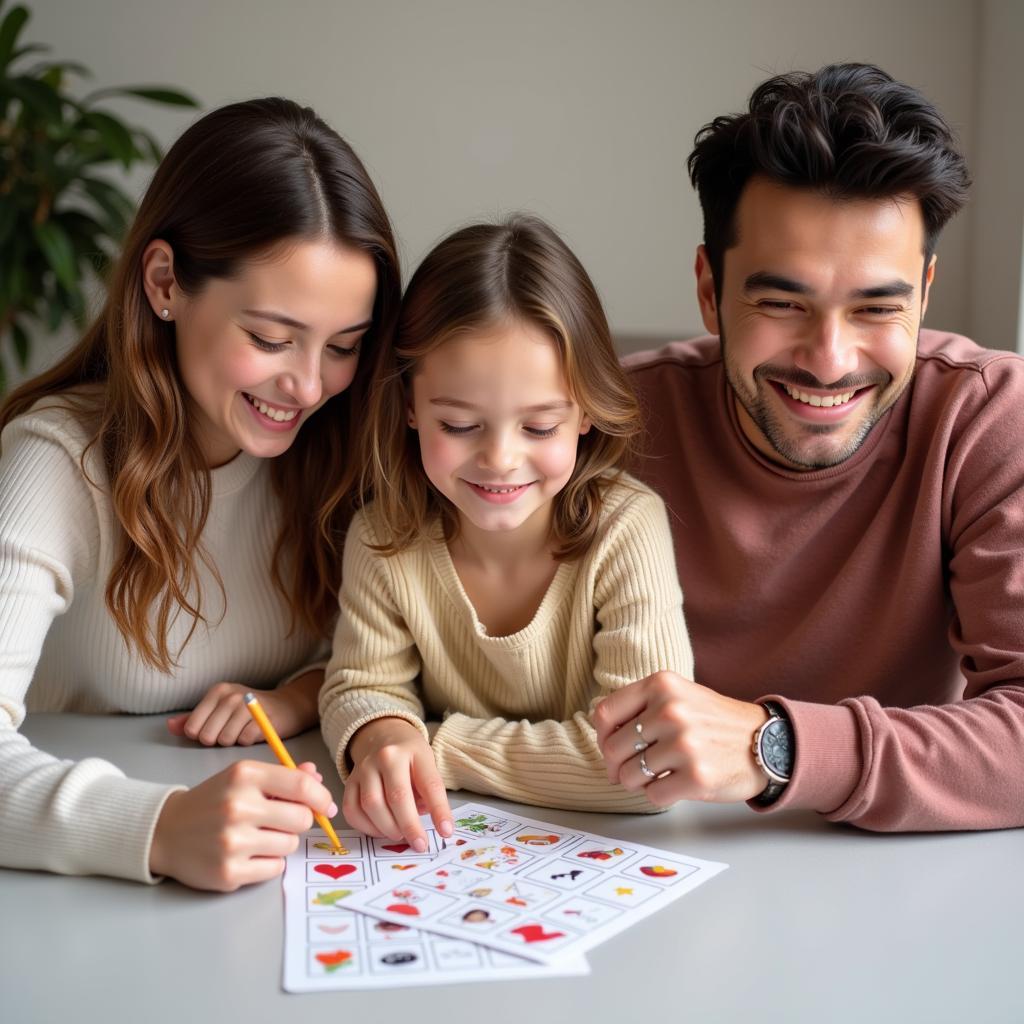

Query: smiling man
594;63;1024;831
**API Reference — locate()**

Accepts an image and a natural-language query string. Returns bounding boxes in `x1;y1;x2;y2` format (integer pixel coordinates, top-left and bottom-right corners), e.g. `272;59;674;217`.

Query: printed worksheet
344;802;728;965
282;815;589;991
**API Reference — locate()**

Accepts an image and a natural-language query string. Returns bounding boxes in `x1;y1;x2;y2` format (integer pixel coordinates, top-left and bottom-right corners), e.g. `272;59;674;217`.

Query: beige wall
969;0;1024;352
23;0;1004;368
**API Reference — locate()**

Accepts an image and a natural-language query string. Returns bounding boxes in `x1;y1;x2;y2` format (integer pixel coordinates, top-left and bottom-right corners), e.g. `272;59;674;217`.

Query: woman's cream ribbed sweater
0;402;327;882
320;478;693;813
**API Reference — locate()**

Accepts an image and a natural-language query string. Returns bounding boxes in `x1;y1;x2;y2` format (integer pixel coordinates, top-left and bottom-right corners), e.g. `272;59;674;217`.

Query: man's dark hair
687;63;971;297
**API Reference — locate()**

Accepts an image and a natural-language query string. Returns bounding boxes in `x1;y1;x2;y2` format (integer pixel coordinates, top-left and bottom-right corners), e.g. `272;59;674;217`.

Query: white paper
282;816;589;991
343;802;729;965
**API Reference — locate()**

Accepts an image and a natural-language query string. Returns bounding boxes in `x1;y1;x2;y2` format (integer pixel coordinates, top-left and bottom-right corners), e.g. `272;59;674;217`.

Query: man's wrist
751;700;794;806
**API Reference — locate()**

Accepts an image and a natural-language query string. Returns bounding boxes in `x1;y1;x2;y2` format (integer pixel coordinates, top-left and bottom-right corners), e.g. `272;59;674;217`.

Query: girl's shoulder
346;501;440;559
595;472;667;525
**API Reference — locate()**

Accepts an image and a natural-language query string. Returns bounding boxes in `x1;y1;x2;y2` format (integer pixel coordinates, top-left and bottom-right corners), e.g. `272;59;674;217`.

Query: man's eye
247;331;288;352
860;306;900;316
759;300;798;310
440;422;477;435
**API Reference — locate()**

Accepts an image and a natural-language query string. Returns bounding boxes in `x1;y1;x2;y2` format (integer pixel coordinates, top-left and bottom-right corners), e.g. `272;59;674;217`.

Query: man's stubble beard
720;326;917;470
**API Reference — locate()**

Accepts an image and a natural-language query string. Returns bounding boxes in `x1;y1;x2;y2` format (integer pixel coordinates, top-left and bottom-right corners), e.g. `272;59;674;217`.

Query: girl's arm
430;487;694;813
319;512;452;848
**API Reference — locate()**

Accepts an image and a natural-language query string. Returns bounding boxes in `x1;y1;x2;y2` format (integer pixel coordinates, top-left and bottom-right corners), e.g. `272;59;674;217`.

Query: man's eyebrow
743;272;811;295
241;309;373;334
850;281;915;300
429;398;573;413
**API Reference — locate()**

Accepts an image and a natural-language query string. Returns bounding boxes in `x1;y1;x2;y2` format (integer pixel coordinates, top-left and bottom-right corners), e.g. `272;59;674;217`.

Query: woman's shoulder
1;389;103;461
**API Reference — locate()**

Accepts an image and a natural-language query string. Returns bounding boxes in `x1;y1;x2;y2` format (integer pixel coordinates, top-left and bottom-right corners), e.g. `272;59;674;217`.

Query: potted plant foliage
0;0;198;390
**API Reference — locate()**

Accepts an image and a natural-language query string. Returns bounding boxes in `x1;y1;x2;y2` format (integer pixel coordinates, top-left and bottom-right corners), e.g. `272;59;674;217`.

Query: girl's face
154;238;377;467
408;320;591;539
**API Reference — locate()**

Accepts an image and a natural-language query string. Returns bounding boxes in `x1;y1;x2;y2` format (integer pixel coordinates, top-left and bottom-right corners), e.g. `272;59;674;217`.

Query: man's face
696;178;935;470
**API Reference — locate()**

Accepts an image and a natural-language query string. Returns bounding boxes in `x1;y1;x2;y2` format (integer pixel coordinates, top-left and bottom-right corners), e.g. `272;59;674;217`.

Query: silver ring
639;753;657;778
634;720;644;736
634;739;649;752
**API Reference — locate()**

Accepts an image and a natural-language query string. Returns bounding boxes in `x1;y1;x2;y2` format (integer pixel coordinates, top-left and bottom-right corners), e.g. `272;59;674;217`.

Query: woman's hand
166;671;322;747
344;717;453;853
149;760;337;891
593;670;769;806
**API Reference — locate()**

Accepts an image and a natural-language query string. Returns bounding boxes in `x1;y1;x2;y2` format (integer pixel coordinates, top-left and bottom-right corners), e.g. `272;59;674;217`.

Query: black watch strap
752;701;793;807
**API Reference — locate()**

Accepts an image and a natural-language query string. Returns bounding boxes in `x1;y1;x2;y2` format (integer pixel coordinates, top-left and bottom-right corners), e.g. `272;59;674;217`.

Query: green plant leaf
10;318;28;369
0;201;17;249
82;109;136;167
78;176;135;235
7;73;63;121
33;220;78;291
9;42;49;64
83;84;198;108
0;4;29;71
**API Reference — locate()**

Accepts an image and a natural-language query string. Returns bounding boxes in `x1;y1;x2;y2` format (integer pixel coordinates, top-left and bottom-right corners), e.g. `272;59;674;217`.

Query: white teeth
476;484;524;494
782;384;855;408
245;393;298;422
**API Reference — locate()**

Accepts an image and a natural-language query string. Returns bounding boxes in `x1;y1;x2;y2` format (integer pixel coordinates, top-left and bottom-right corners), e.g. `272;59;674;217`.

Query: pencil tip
243;692;255;704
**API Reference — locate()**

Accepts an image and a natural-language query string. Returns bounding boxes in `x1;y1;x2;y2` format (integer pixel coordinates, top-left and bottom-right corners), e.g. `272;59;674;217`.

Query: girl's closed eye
524;424;559;438
440;421;477;435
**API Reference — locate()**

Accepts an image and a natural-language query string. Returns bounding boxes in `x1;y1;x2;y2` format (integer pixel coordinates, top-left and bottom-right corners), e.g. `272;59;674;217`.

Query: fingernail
413;837;427;853
327;802;338;818
440;819;453;838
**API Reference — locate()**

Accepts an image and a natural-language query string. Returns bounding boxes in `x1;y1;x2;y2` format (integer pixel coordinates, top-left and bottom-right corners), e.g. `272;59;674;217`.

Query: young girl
319;216;693;851
0;98;400;889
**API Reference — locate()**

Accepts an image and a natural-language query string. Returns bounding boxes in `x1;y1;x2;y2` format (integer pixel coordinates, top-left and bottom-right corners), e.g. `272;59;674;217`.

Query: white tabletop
2;713;1021;1023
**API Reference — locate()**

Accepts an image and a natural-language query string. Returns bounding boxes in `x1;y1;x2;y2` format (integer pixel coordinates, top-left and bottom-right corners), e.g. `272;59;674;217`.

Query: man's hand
345;717;453;852
593;671;771;807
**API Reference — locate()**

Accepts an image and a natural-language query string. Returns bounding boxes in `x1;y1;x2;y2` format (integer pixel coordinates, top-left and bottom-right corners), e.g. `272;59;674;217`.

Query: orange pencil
243;692;343;853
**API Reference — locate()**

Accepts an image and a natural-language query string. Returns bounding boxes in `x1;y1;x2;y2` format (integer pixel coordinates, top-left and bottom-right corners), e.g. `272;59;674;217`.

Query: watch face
761;719;793;779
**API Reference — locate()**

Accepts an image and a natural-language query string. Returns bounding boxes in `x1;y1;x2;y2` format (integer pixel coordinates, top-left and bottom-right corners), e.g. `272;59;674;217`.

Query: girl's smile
408;319;591;544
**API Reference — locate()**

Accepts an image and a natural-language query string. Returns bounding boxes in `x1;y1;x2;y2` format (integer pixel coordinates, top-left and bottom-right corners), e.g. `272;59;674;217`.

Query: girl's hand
166;671;322;747
149;760;337;891
345;718;453;853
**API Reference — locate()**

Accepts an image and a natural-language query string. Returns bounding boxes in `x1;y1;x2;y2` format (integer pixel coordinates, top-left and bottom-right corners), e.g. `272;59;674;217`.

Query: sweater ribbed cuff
331;709;430;783
748;696;861;815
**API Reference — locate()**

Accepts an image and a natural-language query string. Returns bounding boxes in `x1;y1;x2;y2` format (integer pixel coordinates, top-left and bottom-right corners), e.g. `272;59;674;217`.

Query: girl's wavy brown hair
363;214;640;560
0;97;401;670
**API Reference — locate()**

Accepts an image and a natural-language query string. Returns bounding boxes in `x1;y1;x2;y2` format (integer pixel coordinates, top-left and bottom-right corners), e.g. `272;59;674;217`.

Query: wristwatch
752;700;794;806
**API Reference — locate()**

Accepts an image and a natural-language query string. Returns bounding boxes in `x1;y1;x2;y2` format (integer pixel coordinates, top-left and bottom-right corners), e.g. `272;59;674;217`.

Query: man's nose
796;314;860;385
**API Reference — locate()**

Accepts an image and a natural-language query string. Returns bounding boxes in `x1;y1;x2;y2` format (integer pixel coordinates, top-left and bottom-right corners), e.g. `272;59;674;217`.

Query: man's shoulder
621;334;722;376
916;329;1022;372
913;330;1024;408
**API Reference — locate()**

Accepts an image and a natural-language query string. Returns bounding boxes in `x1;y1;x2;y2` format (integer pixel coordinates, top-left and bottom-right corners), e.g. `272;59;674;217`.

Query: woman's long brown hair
364;215;641;560
0;98;401;670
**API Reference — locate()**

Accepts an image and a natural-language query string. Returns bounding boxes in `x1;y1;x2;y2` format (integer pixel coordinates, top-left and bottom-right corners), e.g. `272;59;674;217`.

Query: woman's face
160;239;377;467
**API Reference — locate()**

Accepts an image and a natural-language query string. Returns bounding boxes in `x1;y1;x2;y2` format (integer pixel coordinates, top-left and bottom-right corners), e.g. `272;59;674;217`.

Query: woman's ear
406;397;418;430
141;240;179;321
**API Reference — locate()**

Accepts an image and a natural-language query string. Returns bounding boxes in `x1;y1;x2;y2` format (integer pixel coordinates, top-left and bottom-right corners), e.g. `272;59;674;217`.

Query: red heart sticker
382;843;411;854
314;863;356;880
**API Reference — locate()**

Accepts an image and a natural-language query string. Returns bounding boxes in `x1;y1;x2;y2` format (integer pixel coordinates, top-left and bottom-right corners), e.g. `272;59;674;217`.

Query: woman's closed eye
246;331;288;353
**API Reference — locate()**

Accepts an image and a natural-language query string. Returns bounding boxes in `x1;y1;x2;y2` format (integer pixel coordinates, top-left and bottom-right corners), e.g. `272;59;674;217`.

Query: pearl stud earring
160;308;170;319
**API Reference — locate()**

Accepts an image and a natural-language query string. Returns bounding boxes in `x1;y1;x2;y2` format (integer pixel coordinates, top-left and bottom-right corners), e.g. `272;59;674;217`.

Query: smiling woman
0;98;401;890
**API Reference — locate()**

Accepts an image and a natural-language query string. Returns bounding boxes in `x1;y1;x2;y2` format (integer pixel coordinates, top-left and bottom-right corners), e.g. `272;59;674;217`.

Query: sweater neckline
427;532;574;647
210;451;262;496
